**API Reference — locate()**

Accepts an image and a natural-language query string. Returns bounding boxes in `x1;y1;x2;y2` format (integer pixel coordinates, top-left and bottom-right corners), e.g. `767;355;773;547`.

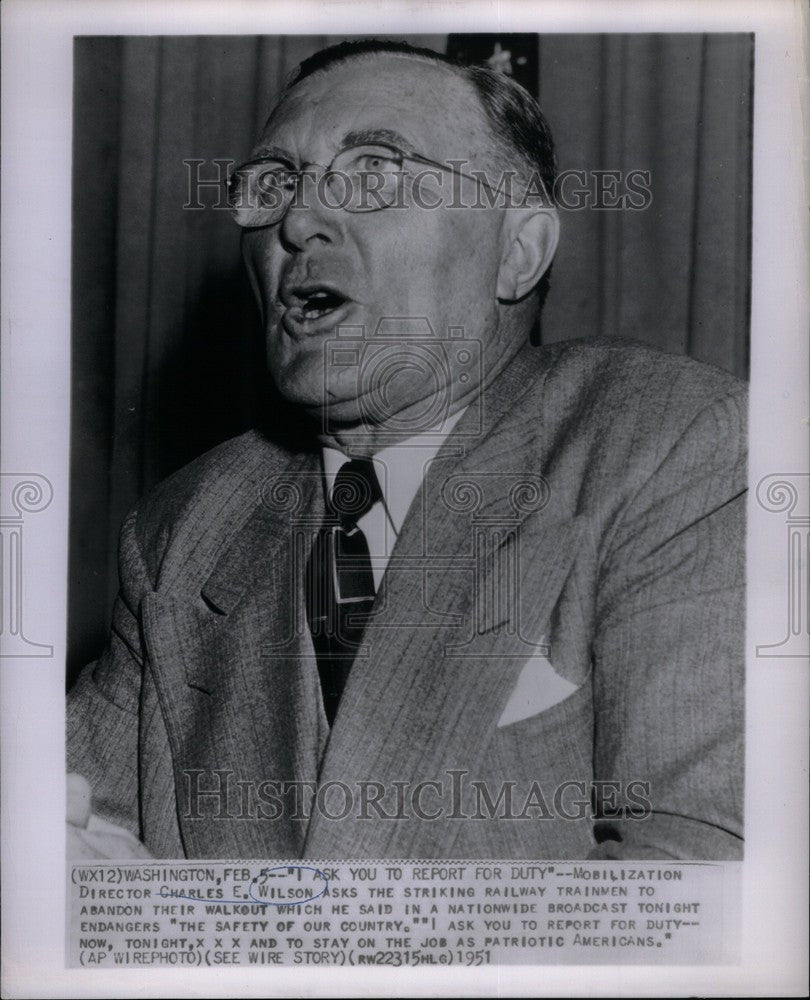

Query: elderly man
67;39;746;861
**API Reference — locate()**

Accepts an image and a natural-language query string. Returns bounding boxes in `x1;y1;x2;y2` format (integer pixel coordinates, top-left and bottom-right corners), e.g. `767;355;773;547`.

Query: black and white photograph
1;1;807;996
67;30;750;863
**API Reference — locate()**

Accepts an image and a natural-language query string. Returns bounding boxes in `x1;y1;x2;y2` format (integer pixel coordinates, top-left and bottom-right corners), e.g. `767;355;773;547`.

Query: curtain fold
68;33;752;681
538;33;752;375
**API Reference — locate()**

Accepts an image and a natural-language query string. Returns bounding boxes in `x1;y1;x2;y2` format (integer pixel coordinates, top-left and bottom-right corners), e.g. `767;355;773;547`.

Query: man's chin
269;372;361;427
303;399;367;437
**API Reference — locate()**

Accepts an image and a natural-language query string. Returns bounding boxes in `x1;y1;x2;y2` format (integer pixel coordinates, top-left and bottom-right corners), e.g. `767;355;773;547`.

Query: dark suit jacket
68;338;747;860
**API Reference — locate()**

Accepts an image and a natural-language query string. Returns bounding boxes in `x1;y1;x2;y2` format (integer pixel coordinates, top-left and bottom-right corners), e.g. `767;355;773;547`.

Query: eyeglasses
226;143;552;228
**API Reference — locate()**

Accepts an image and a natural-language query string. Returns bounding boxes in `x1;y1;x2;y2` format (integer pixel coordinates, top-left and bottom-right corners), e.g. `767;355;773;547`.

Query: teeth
300;289;344;315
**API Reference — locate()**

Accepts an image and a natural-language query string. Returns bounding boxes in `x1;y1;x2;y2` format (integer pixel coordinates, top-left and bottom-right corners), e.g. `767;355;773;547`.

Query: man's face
240;55;512;431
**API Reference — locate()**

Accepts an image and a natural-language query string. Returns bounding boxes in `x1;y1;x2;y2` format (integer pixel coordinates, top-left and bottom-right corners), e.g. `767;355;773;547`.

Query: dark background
68;33;753;685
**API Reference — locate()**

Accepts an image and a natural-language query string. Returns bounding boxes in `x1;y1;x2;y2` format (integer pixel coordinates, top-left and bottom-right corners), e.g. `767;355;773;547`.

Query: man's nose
280;166;343;251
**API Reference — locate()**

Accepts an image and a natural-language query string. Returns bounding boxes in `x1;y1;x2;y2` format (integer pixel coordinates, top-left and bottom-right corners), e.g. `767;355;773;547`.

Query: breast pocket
491;674;594;786
497;648;583;727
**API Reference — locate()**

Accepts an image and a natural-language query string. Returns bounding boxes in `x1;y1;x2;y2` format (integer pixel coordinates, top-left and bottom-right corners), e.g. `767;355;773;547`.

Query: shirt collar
321;408;467;534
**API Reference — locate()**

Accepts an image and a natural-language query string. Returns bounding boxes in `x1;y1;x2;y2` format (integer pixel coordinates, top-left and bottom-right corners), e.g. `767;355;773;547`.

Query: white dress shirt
321;409;466;590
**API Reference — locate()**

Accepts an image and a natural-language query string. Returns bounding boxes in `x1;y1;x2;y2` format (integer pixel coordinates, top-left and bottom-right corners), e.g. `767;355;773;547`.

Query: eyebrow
248;143;297;164
250;128;416;165
340;128;414;152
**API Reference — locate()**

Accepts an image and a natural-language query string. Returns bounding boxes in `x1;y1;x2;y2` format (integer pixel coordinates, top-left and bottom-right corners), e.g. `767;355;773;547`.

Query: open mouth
301;288;348;318
289;285;350;320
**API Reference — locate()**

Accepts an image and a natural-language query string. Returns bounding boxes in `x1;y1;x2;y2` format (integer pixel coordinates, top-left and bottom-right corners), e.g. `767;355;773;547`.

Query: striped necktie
305;458;382;725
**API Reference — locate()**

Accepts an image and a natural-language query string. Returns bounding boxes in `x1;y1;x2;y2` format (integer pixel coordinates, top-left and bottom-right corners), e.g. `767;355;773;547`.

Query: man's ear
496;209;560;302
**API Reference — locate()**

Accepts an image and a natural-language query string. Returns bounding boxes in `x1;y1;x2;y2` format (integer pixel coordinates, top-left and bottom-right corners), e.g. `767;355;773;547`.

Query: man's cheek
241;236;282;305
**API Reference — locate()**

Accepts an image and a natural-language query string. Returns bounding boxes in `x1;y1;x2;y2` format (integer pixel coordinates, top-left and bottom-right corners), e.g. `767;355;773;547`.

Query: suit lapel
142;446;330;858
304;346;587;857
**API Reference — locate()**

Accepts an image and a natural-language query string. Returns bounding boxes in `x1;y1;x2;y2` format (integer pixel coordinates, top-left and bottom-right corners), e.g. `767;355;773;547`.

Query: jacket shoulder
511;338;748;517
539;335;745;399
533;336;747;439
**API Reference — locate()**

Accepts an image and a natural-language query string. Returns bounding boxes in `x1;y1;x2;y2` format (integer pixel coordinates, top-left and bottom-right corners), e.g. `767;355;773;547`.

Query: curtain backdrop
68;33;752;683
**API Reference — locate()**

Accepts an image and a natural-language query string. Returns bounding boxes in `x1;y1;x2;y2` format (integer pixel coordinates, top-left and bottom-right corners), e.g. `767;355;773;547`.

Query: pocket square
497;648;580;727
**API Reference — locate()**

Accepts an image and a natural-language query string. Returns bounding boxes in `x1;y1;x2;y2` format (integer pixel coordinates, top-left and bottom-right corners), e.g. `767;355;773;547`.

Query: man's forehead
255;54;487;159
